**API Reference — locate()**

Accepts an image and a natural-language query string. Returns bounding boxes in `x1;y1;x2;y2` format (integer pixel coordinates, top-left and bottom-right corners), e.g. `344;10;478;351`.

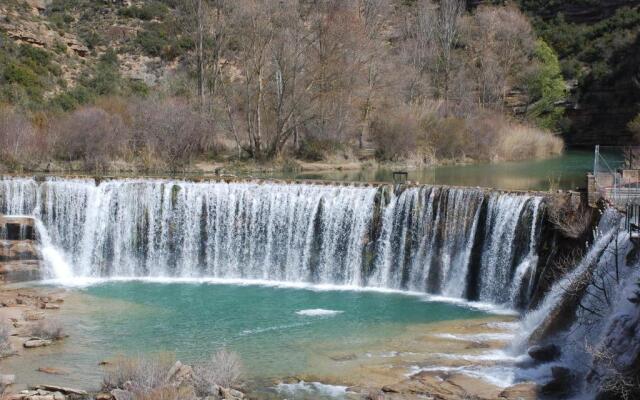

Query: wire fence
593;145;640;207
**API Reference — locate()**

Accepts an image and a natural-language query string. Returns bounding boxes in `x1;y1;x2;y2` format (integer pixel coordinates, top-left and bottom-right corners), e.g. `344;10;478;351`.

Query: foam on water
0;177;544;309
295;309;343;316
275;381;349;398
432;332;515;342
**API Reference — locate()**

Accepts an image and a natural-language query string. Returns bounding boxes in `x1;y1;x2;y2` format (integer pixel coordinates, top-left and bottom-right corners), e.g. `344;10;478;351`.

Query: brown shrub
496;123;564;161
129;98;219;172
30;319;65;340
103;353;175;394
0;319;12;357
193;349;244;396
50;106;129;171
0;107;42;169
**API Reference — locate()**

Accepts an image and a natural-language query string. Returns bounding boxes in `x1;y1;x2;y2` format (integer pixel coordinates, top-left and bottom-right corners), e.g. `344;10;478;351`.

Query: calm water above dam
267;150;593;191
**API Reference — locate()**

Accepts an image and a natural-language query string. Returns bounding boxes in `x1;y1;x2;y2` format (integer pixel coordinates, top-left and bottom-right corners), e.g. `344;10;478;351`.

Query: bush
0;106;41;168
30;319;65;341
3;62;43;99
193;349;244;396
496;123;564;161
371;105;422;162
296;138;342;161
136;23;170;57
50;106;129;171
526;39;567;131
0;320;12;357
119;2;169;21
103;354;175;395
129;97;215;171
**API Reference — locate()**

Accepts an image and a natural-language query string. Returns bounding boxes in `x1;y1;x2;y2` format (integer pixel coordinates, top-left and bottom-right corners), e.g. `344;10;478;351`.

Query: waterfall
512;208;640;399
0;177;544;307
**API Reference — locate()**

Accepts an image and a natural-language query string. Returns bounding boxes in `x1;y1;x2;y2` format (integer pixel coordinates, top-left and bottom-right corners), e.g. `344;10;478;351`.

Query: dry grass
103;350;244;400
133;386;196;400
30;319;65;341
496;124;564;161
103;353;175;394
547;197;593;239
586;343;640;400
0;320;12;357
193;349;244;396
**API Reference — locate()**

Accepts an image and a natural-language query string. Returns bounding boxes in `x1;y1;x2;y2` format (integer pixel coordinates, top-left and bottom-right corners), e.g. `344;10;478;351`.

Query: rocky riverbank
273;316;539;400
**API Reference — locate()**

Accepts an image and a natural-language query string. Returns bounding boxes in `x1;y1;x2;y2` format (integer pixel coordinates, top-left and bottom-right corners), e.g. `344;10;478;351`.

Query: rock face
0;215;42;283
528;344;561;363
541;366;575;397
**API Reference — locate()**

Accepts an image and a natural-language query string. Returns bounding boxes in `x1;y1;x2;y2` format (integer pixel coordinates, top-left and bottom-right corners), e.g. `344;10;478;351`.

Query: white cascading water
0;177;543;307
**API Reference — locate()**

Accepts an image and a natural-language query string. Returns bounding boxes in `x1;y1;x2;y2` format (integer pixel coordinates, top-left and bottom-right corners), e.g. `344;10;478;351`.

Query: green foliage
0;34;61;107
136;22;184;60
527;39;566;131
118;2;169;21
127;80;150;97
629;113;640;143
53;39;68;54
85;49;121;96
530;8;640;81
49;85;94;111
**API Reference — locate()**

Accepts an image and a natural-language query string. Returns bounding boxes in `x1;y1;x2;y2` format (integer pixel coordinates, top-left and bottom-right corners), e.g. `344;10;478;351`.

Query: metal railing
593;145;640;207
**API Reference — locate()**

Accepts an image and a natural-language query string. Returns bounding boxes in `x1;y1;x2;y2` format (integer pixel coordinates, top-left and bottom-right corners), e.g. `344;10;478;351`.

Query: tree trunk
196;0;205;109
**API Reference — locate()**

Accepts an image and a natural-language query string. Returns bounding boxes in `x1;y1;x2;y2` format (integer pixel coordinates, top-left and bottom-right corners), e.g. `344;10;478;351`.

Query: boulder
95;393;113;400
220;387;244;400
24;338;53;348
110;389;133;400
34;385;87;396
528;344;561;362
166;360;193;385
498;382;537;399
541;366;574;397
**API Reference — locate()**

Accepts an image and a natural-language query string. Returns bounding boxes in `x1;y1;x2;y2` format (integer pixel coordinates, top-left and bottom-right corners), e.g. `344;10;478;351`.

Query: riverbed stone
35;385;87;396
24;338;53;348
166;360;193;385
221;387;244;399
110;389;133;400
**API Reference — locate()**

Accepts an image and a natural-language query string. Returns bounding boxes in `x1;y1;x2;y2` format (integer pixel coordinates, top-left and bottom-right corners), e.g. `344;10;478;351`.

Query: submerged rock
528;344;561;362
37;367;69;375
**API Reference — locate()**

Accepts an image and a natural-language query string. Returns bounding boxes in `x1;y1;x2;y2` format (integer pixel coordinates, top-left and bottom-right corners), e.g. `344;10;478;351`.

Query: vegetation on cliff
518;1;640;145
0;0;565;172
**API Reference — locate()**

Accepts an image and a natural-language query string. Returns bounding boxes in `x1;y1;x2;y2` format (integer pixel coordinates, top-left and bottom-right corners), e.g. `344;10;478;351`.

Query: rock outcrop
0;215;42;283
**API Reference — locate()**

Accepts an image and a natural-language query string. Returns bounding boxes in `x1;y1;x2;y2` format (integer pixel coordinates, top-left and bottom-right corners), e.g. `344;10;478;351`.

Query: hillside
518;0;640;146
0;0;573;172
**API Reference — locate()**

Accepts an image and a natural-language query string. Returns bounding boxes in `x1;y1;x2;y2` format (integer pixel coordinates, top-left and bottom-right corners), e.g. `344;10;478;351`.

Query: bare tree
436;0;463;113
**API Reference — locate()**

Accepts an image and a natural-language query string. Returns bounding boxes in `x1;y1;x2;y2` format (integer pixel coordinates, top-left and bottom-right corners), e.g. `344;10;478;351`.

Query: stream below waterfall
0;281;522;395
